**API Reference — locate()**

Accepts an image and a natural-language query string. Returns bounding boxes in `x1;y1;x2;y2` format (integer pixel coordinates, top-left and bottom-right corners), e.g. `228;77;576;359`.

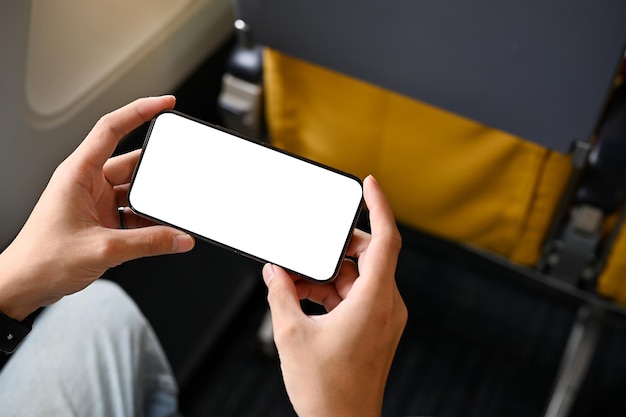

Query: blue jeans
0;279;179;417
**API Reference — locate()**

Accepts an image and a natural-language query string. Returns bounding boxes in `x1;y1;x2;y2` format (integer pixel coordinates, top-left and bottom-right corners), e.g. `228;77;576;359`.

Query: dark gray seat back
237;0;626;152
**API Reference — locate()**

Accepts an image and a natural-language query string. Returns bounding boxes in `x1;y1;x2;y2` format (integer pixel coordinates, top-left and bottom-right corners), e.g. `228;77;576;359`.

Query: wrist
289;377;383;417
0;249;43;321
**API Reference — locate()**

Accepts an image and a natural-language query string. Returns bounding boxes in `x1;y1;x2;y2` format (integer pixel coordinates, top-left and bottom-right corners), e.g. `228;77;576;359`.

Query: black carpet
173;225;626;417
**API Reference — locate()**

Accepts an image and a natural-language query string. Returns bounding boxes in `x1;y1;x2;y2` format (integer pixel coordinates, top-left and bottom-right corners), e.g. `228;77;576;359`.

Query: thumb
262;263;304;333
106;226;195;264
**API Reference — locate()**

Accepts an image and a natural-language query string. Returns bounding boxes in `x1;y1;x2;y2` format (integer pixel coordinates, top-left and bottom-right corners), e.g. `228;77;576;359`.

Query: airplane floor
174;224;626;417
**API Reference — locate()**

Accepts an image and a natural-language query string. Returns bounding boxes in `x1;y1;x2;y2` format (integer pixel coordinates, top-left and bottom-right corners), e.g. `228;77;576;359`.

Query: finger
294;258;358;311
364;175;400;246
114;184;130;207
118;207;161;229
360;175;402;280
75;96;176;168
102;226;194;265
294;280;342;312
262;264;306;336
345;229;371;259
127;214;161;229
333;258;359;299
104;150;141;186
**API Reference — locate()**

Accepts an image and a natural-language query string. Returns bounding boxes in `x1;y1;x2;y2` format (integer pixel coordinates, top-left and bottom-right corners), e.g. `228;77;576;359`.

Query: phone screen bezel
128;110;363;282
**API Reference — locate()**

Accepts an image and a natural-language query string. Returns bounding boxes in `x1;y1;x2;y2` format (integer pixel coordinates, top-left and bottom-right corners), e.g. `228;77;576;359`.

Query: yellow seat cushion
263;48;572;266
263;47;626;304
263;48;626;304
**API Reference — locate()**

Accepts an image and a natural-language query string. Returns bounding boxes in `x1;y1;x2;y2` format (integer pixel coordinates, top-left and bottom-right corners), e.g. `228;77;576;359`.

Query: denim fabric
0;279;179;417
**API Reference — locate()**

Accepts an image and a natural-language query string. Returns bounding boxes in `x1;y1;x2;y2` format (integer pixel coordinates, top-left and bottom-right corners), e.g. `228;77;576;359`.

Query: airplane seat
262;48;626;304
262;48;573;268
214;1;626;416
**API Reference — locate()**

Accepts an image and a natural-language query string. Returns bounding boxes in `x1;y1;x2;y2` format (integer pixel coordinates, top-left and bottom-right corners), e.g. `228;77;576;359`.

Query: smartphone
128;111;363;282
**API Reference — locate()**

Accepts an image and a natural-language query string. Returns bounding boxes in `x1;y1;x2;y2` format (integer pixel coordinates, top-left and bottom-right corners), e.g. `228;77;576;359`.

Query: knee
39;279;151;347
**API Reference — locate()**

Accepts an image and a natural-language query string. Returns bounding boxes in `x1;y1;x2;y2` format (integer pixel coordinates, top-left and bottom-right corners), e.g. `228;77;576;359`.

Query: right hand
262;175;407;417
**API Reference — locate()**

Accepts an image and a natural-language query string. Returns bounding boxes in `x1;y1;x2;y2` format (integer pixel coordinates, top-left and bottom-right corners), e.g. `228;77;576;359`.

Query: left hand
0;96;195;320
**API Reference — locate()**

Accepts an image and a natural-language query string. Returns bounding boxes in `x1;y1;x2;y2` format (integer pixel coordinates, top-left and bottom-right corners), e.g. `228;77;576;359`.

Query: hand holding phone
128;111;363;282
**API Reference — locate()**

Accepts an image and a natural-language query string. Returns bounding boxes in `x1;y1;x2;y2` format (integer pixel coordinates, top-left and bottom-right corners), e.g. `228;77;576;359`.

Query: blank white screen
129;112;363;282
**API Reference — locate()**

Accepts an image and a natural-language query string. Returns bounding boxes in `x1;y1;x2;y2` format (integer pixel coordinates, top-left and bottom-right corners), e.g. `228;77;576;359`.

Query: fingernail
262;263;275;285
149;94;176;103
173;234;194;253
